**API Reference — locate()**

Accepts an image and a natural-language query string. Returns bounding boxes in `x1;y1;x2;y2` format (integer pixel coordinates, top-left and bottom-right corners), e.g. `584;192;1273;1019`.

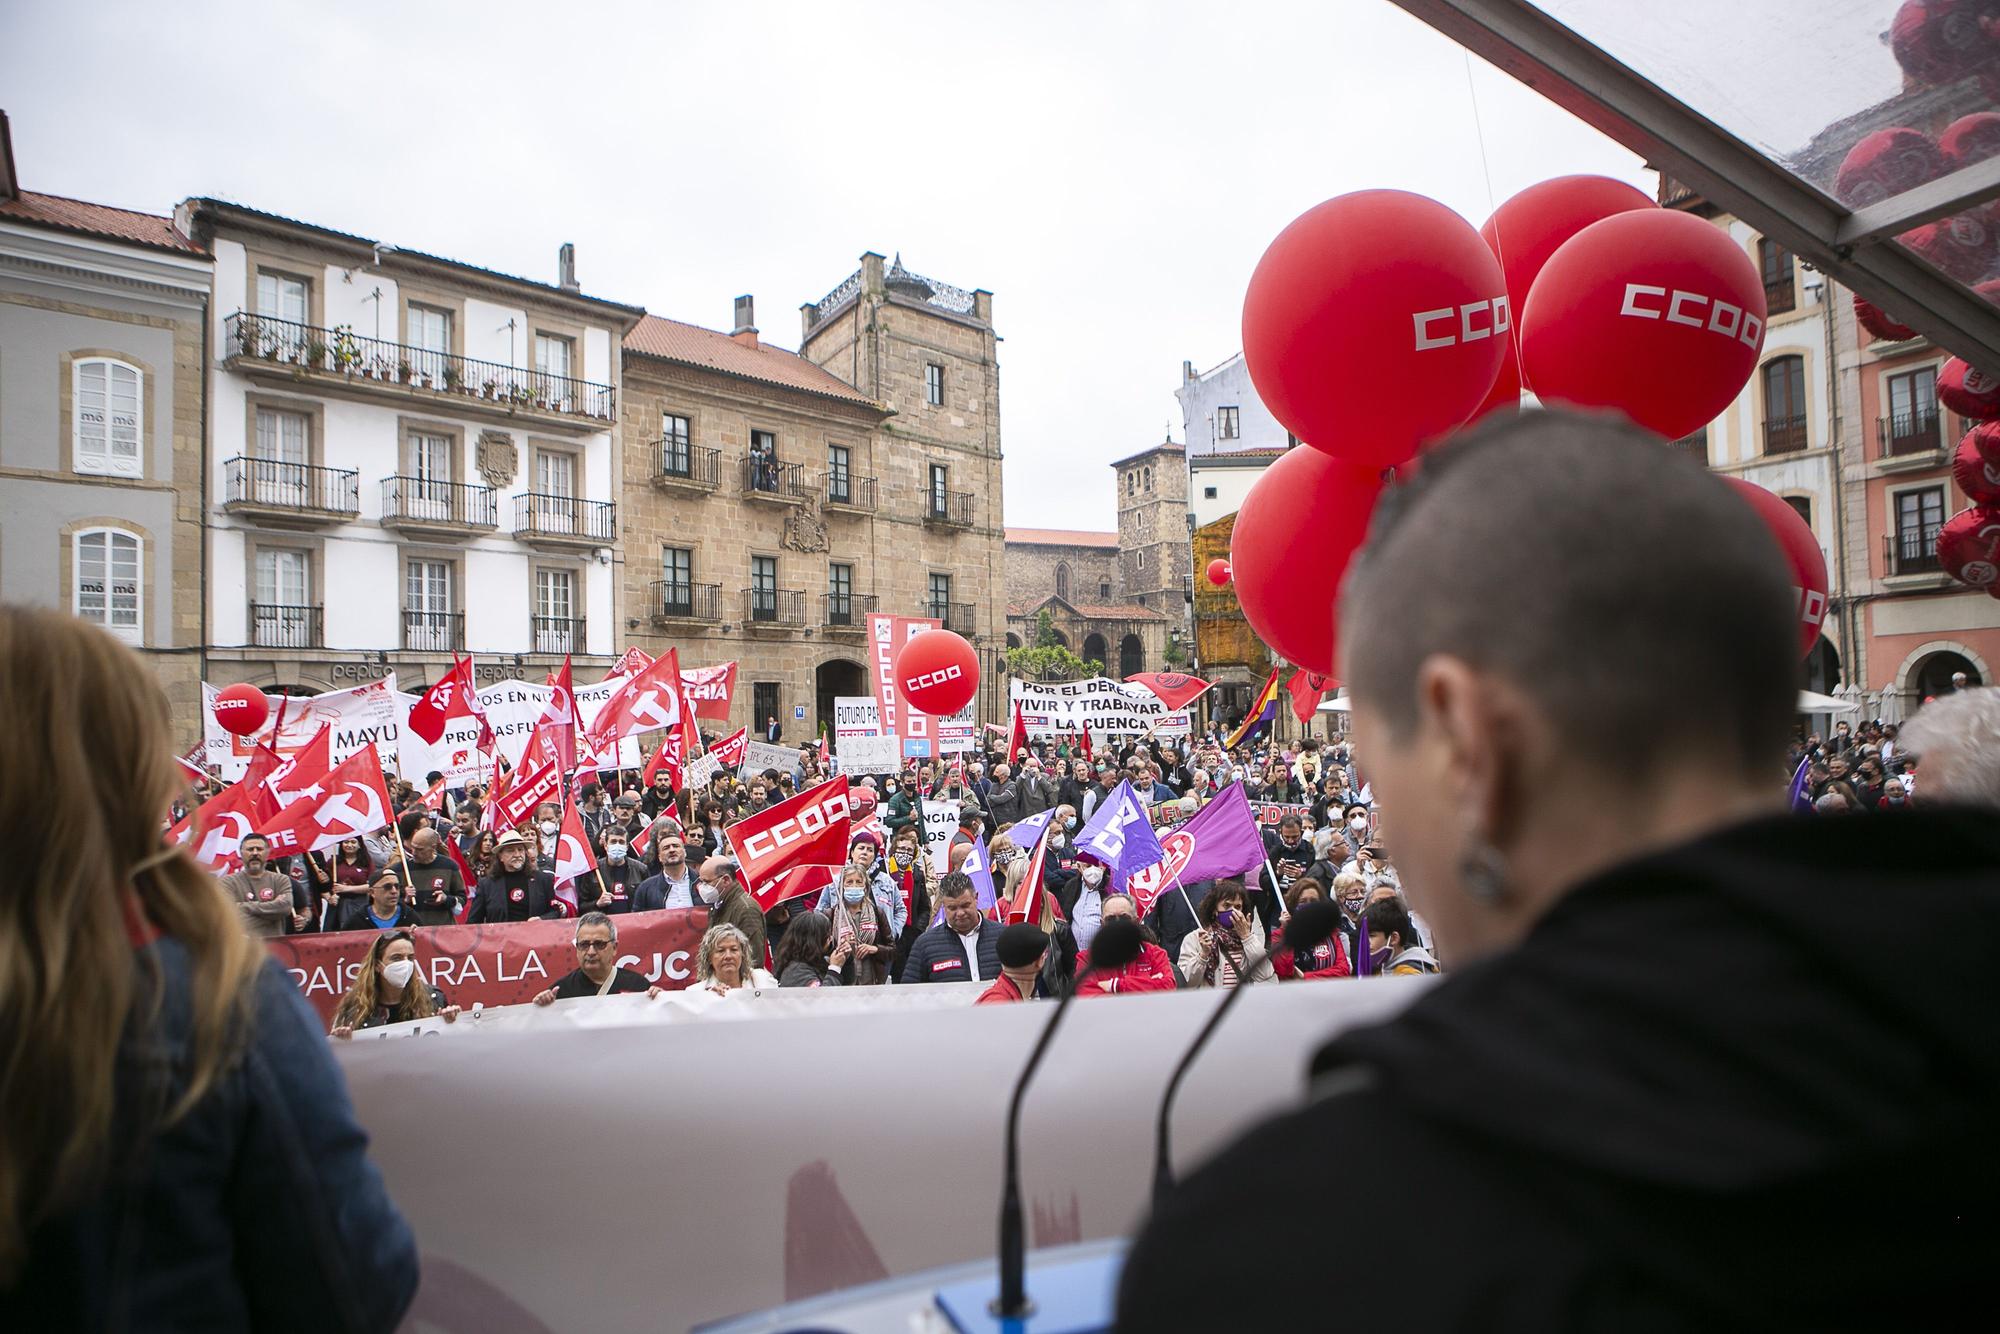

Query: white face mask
1349;816;1368;831
539;820;559;838
698;883;720;905
1081;865;1105;887
605;844;627;864
381;958;416;988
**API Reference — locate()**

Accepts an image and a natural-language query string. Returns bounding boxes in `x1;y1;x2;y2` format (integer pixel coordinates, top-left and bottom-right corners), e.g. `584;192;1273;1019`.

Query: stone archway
1119;634;1144;679
814;657;867;738
1082;632;1108;667
1893;639;1991;705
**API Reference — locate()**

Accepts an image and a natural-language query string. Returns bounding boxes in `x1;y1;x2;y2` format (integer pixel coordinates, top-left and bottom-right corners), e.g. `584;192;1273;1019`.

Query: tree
1032;608;1063;649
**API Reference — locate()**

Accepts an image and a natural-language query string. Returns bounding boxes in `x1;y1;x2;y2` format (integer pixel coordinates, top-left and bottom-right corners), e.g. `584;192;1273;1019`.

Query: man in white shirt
633;833;697;911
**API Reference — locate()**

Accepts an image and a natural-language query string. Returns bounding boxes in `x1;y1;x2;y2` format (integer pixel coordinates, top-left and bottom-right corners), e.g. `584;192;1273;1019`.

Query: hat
849;829;883;852
998;923;1048;969
615;793;641;809
495;829;529;850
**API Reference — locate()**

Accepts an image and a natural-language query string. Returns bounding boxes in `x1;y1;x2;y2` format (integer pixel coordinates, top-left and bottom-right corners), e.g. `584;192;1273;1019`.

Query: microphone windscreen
1088;917;1145;970
1284;901;1341;955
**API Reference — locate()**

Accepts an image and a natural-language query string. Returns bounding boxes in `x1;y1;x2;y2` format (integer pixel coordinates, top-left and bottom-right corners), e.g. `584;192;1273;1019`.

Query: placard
837;733;902;775
921;798;960;874
741;739;799;777
1009;677;1190;738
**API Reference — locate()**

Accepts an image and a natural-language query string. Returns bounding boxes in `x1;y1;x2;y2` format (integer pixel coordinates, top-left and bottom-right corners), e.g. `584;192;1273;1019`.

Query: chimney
1182;359;1196;384
558;242;578;293
731;295;758;347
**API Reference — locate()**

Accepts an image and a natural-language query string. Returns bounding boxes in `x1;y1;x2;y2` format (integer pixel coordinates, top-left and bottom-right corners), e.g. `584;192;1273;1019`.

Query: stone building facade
0;116;213;748
1003;526;1170;679
1113;437;1191;644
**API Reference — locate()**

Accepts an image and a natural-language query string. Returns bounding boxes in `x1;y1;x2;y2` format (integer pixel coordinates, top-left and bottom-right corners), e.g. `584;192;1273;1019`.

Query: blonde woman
684;921;777;994
0;607;416;1327
329;930;463;1036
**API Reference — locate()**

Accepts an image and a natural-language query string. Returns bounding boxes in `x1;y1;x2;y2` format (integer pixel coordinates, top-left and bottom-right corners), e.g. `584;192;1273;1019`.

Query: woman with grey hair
689;921;776;995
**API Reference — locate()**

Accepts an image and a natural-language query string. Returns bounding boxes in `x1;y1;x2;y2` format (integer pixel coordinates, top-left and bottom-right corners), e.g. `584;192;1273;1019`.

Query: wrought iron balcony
511;493;615;547
1877;409;1942;458
654;440;720;492
223;312;615;425
380;477;498;532
402;609;464;653
652;580;721;623
1885;528;1943;576
925;490;974;528
531;615;586;655
740;456;813;503
822;592;876;630
824;472;877;511
745;587;806;628
250;602;322;649
223;457;359;522
1764;278;1796;316
927;601;976;634
1762;415;1809;455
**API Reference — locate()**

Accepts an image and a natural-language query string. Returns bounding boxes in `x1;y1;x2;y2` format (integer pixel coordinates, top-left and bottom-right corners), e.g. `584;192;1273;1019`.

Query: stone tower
1112;438;1191;658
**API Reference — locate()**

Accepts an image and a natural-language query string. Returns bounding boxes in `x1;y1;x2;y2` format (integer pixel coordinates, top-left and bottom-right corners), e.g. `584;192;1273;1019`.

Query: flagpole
1168;869;1201;925
390;818;416;907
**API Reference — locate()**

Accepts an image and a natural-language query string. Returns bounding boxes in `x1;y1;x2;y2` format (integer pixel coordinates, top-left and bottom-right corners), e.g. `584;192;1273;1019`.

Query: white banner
937;701;977;754
1009;677;1190;738
740;739;798;777
333;978;1427;1332
922;798;960;873
838;733;902;775
204;677;400;780
832;696;882;743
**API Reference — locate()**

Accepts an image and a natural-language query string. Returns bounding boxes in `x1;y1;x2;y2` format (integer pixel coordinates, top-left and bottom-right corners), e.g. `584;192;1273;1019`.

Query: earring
1458;836;1509;904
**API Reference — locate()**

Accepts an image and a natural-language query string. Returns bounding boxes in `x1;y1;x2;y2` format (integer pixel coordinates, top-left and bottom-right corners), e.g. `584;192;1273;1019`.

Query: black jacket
466;867;562;923
631;866;699;913
1118;808;2000;1332
402;857;466;927
899;918;1003;984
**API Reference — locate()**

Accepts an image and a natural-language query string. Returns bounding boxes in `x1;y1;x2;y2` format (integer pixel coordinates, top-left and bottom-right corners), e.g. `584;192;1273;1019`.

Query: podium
692;1238;1128;1334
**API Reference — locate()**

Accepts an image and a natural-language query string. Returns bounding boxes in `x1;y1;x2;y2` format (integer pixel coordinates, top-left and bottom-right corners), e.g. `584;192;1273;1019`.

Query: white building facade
1175;354;1290;530
179;199;643;694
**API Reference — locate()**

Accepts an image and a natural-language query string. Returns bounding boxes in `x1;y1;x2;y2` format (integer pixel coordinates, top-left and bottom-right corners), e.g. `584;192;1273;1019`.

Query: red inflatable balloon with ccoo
1475;175;1657;417
1833;127;1945;206
1953;428;2000;505
1229;445;1386;677
1521;208;1767;441
894;629;979;717
1241;190;1506;469
1721;478;1831;657
212;683;270;736
1205;558;1231;587
1935;504;2000;592
1854;294;1917;342
1938;357;2000;419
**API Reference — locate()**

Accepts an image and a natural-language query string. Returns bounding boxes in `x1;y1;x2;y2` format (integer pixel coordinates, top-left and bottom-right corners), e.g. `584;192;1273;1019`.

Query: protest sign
682;751;724;791
921;798;960;873
267;908;710;1024
837;732;902;775
1249;801;1313;828
1008;676;1190;738
832;695;882;742
741;739;797;777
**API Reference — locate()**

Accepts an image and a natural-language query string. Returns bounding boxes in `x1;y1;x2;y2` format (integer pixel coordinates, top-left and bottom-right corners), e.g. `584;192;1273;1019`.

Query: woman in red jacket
1273;877;1350;980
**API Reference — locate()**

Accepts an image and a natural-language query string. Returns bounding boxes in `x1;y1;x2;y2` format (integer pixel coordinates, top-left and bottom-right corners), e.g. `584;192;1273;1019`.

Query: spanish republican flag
1224;667;1282;750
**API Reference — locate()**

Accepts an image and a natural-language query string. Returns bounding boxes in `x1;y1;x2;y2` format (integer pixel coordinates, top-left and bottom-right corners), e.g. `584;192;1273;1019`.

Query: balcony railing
1764;279;1796;316
250;602;322;649
511;493;616;543
746;587;806;628
223;312;615;422
741;456;812;501
531;616;586;655
223;457;359;517
652;580;721;622
1762;415;1809;455
1878;409;1943;458
1886;527;1943;576
381;477;497;529
825;473;877;511
823;592;877;628
927;601;976;634
402;609;464;652
1669;429;1709;466
926;490;974;527
655;440;720;490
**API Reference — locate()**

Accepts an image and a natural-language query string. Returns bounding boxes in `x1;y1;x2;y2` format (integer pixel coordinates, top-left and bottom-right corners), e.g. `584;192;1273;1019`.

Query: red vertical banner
868;613;942;759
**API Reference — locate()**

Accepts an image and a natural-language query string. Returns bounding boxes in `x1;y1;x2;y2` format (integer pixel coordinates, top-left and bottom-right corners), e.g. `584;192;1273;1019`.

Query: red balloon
1891;1;2000;87
1899;213;1995;283
1204;558;1231;587
1969;418;2000;468
894;629;978;717
1242;190;1506;468
1721;479;1831;656
1229;446;1385;676
212;683;270;736
1478;175;1656;410
1953;428;2000;504
1939;357;2000;419
1834;128;1945;206
1854;294;1917;342
1936;505;2000;592
1941;111;2000;167
1521;209;1766;440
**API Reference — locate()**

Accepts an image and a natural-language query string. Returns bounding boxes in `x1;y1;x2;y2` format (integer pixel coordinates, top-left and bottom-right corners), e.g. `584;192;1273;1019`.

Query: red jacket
1077;941;1178;996
1273;931;1351;980
976;973;1031;1005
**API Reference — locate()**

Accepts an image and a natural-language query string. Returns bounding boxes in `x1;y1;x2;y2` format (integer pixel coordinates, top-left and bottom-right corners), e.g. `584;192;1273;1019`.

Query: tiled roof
1111;439;1185;466
0;191;202;256
624;314;883;408
1005;527;1119;548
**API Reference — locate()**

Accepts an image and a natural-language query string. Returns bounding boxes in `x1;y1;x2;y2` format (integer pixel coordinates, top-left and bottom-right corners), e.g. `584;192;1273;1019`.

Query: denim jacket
4;941;418;1332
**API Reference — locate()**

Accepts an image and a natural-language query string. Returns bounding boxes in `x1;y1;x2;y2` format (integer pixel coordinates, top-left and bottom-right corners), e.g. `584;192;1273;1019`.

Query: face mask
1349;816;1368;831
1050;833;1066;850
605;845;627;864
1341;893;1365;915
1064;817;1077;831
842;886;866;905
698;883;719;905
1081;866;1105;887
382;959;416;988
540;820;558;838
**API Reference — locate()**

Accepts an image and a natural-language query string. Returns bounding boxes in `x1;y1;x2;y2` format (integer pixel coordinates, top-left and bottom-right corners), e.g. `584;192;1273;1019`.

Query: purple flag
1124;782;1270;915
934;833;999;924
1074;779;1167;893
1787;756;1814;813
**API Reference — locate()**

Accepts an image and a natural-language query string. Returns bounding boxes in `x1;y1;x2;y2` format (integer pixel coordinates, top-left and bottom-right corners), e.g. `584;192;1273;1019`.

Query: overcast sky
2;0;1648;530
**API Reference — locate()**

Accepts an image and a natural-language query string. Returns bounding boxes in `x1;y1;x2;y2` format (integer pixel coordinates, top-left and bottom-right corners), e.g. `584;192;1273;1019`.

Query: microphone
1151;902;1339;1205
993;916;1143;1319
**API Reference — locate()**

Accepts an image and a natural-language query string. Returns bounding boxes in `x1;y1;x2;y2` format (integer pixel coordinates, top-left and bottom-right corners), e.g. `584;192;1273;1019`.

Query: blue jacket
812;869;908;938
900;917;1004;983
4;941;418;1332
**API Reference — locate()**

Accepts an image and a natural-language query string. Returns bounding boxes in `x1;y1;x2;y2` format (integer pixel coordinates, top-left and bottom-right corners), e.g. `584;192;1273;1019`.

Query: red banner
711;727;749;767
495;758;560;830
869;613;941;759
680;661;738;721
267;908;712;1024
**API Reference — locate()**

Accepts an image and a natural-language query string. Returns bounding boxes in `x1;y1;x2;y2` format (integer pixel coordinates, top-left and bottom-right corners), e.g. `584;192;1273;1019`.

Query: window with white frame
252;547;314;647
406;304;453;383
75;528;141;641
1217;406;1241;439
405;558;455;651
256;272;308;324
535;568;577;652
74;359;142;477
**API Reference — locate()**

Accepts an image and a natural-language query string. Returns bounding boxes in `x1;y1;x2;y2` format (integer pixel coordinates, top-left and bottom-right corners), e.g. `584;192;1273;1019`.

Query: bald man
698;857;767;966
404;827;466;927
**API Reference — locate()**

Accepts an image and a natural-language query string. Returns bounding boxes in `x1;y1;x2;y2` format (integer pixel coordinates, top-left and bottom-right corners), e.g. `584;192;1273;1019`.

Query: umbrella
1797;690;1860;714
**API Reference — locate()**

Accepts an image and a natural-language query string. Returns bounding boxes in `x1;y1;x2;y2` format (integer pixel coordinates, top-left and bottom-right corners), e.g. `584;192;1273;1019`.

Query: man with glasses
531;912;650;1004
1077;892;1178;995
699;857;769;967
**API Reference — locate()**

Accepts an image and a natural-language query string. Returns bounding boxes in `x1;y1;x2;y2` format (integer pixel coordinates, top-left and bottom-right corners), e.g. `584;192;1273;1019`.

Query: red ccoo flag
727;777;851;911
548;803;594;918
586;647;684;748
1006;699;1029;765
643;730;684;792
710;726;749;768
